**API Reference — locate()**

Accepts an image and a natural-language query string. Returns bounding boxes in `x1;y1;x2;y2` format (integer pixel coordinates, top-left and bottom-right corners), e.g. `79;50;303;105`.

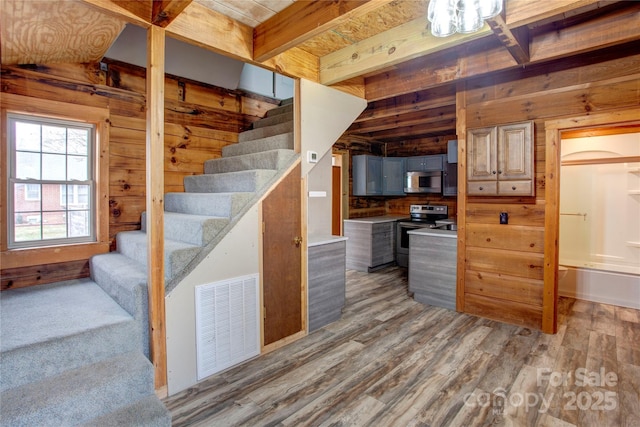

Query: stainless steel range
396;204;448;268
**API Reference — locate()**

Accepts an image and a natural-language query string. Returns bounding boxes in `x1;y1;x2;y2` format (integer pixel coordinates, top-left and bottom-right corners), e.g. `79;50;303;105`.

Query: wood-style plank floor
164;266;640;427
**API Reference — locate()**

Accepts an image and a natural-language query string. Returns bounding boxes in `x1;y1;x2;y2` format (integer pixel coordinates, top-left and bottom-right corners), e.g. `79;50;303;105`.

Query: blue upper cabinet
406;154;445;172
382;157;406;196
353;155;383;196
353;155;406;196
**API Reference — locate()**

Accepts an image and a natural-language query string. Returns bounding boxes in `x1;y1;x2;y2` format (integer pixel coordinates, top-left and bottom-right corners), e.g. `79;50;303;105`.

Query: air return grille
195;274;259;380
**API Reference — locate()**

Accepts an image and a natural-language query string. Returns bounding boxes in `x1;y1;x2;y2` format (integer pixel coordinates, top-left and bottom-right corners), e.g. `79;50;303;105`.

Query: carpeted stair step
204;149;296;174
116;231;201;279
251;109;293;129
164;191;253;218
141;211;229;246
81;395;171;427
0;279;139;393
265;102;293;117
184;169;277;193
0;351;158;427
238;119;293;142
224;132;293;157
90;253;149;355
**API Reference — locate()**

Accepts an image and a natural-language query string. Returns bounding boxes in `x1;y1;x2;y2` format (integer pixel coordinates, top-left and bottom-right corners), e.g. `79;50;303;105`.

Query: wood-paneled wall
1;61;280;290
335;134;458;219
460;50;640;331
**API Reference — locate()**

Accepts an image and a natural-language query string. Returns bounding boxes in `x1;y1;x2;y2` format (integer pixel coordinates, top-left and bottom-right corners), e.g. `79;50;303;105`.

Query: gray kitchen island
408;228;457;310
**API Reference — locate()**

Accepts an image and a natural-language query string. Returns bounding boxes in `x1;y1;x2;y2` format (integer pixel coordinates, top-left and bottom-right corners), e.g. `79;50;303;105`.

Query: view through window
8;113;95;248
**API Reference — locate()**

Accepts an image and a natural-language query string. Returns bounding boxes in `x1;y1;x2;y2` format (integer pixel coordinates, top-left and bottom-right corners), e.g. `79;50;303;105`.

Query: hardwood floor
164;267;640;427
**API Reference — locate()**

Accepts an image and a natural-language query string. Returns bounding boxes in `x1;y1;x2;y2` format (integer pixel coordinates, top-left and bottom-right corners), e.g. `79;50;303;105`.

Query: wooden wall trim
146;25;168;396
542;108;640;334
0;93;110;271
455;82;467;312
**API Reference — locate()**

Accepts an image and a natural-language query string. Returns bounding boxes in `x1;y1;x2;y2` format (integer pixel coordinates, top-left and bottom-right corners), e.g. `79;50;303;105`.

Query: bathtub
559;260;640;309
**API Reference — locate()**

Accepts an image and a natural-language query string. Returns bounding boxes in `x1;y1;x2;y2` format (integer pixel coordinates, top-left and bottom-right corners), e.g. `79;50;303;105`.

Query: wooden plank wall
460;50;640;330
1;61;280;290
334;134;458;219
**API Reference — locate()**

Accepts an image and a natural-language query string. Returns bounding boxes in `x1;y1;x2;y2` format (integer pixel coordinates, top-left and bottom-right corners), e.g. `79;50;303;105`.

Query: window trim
8;113;96;248
1;94;110;269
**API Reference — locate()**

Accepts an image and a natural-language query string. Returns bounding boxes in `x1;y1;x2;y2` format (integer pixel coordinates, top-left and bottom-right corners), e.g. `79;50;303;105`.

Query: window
8;113;95;248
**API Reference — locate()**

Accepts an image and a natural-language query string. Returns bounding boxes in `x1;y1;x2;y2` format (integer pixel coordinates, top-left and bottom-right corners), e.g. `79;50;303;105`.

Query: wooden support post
146;24;168;395
455;82;467;313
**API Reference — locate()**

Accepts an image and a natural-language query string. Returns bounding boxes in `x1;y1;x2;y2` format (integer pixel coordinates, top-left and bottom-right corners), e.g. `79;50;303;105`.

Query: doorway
543;109;640;333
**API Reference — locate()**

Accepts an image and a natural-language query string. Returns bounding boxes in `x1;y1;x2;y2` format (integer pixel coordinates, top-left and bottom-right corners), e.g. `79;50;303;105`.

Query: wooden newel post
146;24;168;395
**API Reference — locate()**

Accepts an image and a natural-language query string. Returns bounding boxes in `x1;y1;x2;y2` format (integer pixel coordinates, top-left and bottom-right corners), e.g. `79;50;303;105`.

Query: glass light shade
430;0;457;38
478;0;502;19
457;0;483;34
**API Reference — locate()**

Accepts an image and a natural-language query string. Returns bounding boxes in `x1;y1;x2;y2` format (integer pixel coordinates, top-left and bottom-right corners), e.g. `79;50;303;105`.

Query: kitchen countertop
308;235;348;247
407;228;457;239
343;215;410;224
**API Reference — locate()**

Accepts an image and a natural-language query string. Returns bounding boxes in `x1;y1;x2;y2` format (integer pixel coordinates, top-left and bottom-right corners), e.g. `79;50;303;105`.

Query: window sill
1;242;110;269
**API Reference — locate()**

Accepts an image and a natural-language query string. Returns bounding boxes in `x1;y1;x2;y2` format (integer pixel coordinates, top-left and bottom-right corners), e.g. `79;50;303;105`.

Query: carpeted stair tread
0;351;157;427
238;120;293;142
141;211;229;246
164;191;253;218
81;395;171;427
89;253;150;357
265;102;293;117
184;169;277;193
0;279;138;392
116;231;202;279
250;109;293;129
223;132;293;157
203;149;296;174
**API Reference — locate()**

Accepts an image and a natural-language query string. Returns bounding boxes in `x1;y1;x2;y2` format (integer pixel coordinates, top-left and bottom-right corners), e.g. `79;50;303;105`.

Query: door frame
543;108;640;334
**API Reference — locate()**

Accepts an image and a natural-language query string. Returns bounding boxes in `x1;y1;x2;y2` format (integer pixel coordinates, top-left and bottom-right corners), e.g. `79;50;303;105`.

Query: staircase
0;99;296;425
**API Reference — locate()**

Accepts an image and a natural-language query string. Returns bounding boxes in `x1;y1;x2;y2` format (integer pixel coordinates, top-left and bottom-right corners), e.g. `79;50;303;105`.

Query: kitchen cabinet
308;237;346;332
352;155;406;196
408;229;457;310
443;161;458;197
382;157;406;195
353;155;382;196
467;121;534;196
406;154;444;172
344;217;401;272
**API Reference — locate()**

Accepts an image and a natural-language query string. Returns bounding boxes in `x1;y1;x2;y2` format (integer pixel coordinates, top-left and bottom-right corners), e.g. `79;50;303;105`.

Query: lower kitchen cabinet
308;237;346;332
344;217;399;272
408;229;457;310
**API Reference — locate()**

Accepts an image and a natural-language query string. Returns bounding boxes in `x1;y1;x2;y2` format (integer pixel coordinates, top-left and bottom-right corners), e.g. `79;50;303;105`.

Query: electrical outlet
500;212;508;224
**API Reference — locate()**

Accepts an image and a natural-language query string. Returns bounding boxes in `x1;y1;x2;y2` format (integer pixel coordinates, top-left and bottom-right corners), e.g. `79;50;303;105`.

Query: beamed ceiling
1;0;639;143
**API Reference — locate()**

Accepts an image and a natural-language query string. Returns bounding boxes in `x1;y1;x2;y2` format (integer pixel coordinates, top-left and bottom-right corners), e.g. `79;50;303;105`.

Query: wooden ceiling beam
487;14;529;64
319;17;493;85
366;4;640;101
82;0;151;27
111;0;153;22
504;0;614;28
347;106;455;134
355;87;456;123
353;119;457;141
253;0;393;63
152;0;192;27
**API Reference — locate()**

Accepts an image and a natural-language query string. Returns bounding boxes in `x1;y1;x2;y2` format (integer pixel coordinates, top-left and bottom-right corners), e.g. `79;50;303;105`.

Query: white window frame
7;113;96;249
24;183;41;201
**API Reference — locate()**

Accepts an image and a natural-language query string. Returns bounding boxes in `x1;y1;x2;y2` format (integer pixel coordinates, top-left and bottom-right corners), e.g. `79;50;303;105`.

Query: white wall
166;206;260;395
300;79;366;236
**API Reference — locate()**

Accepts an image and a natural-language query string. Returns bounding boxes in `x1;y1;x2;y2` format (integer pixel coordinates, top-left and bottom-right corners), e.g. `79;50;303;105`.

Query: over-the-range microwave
404;170;442;194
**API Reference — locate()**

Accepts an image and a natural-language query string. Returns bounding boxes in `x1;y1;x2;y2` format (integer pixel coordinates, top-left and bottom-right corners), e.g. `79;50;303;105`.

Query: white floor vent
195;274;260;380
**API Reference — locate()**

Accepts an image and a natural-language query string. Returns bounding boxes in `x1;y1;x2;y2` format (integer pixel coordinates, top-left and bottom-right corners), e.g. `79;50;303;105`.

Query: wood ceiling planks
0;0;126;65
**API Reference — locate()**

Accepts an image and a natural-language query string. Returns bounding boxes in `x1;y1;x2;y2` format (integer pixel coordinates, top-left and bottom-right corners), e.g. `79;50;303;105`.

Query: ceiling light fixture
427;0;503;37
